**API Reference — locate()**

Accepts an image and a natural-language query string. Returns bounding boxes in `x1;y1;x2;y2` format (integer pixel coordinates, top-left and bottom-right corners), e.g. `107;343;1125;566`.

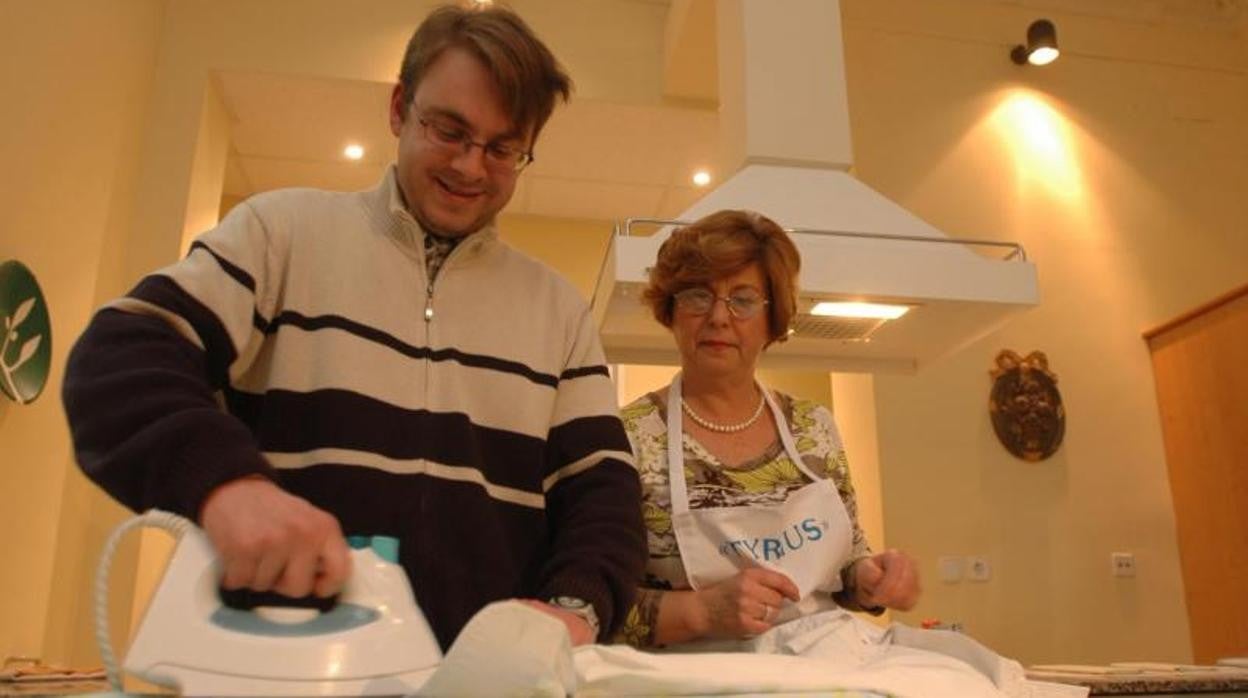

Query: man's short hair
398;4;572;144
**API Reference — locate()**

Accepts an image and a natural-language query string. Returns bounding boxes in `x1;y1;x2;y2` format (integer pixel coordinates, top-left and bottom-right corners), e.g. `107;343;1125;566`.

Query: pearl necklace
681;389;767;433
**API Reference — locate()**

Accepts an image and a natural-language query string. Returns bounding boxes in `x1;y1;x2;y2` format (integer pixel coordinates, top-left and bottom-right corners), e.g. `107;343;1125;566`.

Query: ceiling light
810;301;910;320
343;144;364;160
692;170;712;187
1010;19;1059;66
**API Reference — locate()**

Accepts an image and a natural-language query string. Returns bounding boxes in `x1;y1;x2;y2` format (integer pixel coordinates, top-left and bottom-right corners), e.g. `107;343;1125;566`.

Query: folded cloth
0;661;106;683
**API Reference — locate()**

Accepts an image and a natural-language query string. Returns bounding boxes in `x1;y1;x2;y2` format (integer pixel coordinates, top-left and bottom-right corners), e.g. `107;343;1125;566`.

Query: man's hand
853;549;921;611
199;477;351;598
693;567;800;639
518;599;595;646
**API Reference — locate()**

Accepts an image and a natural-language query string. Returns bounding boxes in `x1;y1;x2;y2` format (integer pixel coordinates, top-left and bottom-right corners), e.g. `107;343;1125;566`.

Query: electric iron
95;510;442;696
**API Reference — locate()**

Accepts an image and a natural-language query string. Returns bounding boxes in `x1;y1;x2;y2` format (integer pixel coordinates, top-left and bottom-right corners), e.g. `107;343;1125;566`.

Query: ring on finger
761;603;774;622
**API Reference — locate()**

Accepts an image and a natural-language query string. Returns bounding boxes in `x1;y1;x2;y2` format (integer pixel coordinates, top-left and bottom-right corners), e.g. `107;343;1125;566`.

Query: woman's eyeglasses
673;287;769;320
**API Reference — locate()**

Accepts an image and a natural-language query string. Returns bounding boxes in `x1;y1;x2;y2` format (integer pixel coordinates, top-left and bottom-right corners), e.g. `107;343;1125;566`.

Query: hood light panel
810;301;911;320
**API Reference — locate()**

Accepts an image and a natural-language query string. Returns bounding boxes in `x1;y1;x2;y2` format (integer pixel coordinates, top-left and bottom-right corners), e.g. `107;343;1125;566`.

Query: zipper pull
424;285;434;322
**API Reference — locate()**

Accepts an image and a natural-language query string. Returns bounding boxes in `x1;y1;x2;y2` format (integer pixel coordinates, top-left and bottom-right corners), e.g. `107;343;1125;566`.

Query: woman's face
671;262;772;380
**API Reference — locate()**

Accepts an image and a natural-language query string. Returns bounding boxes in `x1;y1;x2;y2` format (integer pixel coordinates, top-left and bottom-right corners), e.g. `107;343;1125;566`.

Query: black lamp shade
1011;19;1059;65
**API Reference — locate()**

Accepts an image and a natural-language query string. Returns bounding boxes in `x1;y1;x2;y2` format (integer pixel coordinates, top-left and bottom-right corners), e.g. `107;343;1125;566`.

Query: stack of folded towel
0;657;106;684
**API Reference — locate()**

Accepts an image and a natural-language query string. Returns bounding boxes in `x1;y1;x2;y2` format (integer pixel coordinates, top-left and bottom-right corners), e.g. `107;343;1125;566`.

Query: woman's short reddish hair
642;210;800;345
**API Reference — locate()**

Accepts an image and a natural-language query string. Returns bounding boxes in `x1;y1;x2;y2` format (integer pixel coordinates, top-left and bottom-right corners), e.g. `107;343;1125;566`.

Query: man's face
389;47;528;237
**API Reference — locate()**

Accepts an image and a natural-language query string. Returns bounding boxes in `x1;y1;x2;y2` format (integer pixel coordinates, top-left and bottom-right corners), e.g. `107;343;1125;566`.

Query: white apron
666;374;855;607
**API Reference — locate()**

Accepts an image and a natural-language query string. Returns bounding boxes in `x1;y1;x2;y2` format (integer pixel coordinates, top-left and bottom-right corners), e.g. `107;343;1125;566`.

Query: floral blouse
616;388;874;647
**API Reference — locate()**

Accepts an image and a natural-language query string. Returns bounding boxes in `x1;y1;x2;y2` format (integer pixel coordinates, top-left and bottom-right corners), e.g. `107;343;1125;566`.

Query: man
63;5;645;650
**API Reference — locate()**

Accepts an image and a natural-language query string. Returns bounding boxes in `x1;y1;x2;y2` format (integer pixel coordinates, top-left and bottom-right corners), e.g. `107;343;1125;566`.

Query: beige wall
0;0;168;664
828;373;886;587
842;0;1248;664
496;214;614;300
179;79;233;256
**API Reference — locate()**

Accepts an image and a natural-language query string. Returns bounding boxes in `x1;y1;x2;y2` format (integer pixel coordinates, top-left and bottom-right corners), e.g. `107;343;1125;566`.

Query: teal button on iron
370;536;399;563
345;535;399;563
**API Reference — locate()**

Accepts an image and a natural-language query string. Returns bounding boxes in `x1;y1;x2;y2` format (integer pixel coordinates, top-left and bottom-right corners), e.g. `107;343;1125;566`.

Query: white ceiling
216;0;723;224
215;0;1246;224
217;68;719;223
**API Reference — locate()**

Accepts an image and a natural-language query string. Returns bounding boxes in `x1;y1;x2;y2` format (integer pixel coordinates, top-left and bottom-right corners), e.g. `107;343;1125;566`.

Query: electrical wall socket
967;555;991;582
1112;552;1136;577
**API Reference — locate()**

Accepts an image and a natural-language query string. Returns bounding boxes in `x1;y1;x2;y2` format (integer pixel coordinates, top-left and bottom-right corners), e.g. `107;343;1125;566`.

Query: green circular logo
0;260;53;404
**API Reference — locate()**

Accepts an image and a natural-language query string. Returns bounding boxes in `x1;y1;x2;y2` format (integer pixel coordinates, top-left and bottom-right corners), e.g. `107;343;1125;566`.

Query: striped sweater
62;167;646;648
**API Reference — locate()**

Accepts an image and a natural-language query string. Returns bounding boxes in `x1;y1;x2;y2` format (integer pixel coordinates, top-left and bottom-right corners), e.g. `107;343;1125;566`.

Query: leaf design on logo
14;334;42;371
11;297;36;328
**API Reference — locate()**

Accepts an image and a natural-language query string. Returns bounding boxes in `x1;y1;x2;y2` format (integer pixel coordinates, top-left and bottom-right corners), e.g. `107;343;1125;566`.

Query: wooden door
1146;283;1248;663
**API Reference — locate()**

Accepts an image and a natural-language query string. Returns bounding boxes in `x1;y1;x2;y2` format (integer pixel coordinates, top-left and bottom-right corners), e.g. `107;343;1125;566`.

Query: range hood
590;0;1038;373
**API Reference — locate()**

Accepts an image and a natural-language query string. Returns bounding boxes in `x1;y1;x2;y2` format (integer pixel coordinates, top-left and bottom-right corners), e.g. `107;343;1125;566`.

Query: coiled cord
94;509;195;692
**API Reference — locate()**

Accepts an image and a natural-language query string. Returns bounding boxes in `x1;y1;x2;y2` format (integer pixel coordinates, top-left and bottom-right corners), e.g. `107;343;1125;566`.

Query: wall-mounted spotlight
1010;19;1059;66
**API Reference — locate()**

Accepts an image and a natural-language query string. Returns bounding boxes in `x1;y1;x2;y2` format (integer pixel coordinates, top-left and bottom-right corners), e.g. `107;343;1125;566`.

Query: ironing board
1026;663;1248;696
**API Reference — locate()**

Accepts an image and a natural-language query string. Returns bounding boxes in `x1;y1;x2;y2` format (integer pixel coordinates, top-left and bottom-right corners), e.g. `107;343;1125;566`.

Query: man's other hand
518;599;595;646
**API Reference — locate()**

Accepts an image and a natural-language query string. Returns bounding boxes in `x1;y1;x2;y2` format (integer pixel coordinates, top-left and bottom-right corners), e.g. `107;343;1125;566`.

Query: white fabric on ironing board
416;601;574;696
580;610;1080;697
413;602;1087;697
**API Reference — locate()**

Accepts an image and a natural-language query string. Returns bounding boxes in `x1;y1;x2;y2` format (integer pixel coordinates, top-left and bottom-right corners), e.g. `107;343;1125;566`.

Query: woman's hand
853;549;921;611
693;567;800;638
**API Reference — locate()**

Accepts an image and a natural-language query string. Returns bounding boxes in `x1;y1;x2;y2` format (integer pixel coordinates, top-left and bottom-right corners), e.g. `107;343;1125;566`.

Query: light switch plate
938;556;964;583
1112;552;1136;577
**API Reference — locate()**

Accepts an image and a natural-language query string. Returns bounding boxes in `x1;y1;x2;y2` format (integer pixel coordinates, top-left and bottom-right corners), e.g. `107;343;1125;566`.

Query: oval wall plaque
0;260;53;404
989;349;1065;461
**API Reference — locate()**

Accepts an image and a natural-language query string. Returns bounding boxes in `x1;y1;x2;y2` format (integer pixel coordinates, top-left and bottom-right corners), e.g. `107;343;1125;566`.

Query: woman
617;210;920;649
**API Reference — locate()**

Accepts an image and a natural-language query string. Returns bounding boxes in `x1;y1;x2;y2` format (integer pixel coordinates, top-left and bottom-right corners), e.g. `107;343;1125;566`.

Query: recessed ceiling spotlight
343;144;365;160
692;170;712;187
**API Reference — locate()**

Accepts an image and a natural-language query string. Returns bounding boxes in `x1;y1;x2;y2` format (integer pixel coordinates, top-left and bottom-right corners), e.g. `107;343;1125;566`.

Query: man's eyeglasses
416;115;533;172
673;287;770;320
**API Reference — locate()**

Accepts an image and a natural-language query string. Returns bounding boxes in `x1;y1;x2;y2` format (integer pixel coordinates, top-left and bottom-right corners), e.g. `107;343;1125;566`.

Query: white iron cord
94;509;195;693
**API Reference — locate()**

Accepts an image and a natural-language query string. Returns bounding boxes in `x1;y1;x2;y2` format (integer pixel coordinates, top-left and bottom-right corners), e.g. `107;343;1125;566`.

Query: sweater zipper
418;235;472;619
422;237;473;323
